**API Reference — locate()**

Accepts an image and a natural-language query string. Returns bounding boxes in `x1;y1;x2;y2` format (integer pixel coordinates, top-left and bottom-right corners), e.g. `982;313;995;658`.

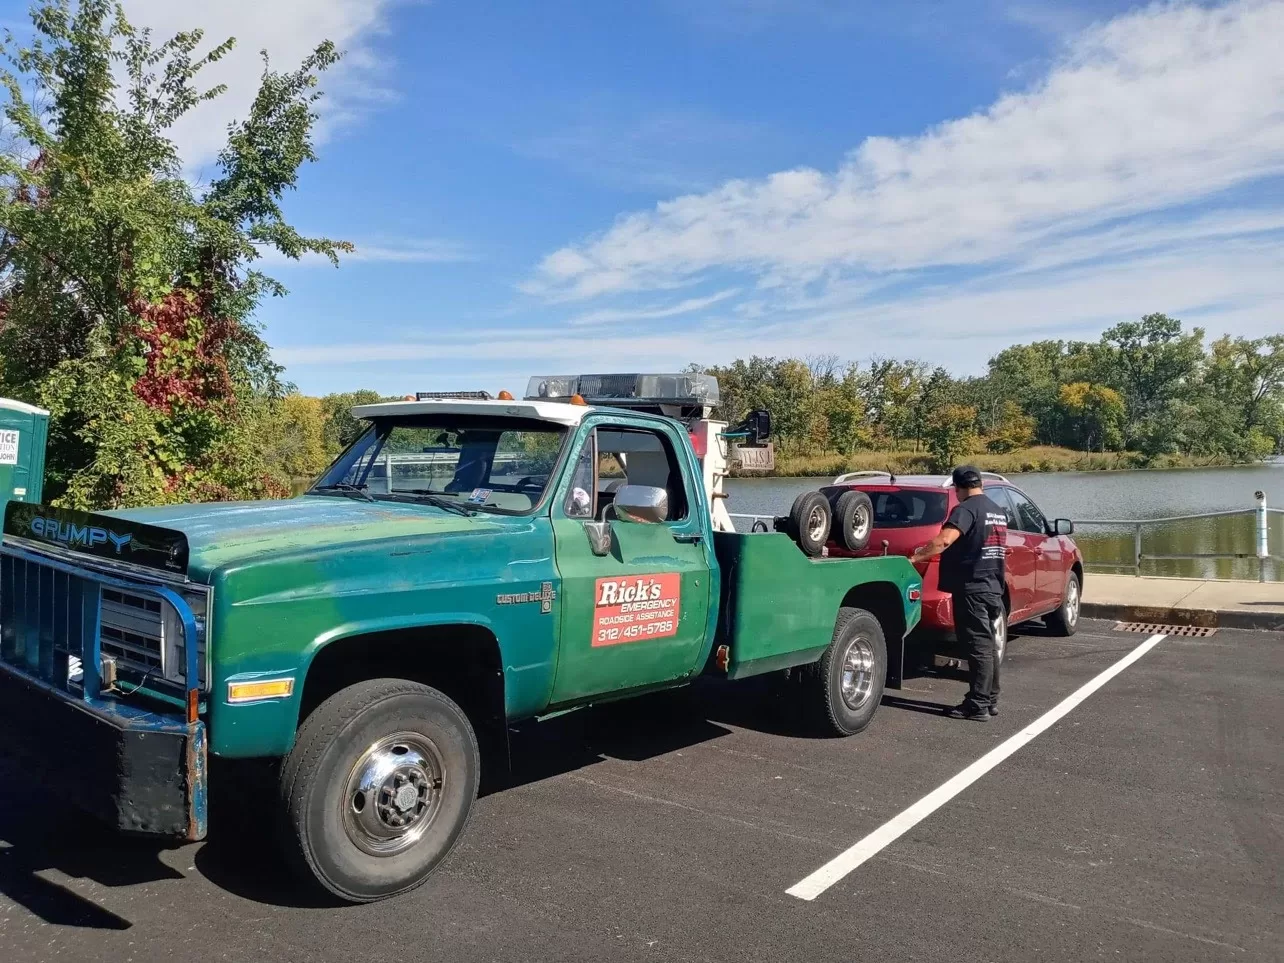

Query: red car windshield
868;489;950;528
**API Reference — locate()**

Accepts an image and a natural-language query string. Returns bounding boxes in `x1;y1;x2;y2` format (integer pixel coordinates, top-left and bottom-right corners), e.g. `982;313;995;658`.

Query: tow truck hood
105;496;487;579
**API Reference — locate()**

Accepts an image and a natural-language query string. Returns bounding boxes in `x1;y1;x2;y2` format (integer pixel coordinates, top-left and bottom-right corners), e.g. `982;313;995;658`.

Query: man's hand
911;525;961;564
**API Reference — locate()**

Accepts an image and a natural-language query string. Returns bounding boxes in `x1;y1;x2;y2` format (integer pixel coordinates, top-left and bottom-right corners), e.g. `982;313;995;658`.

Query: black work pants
953;591;1003;708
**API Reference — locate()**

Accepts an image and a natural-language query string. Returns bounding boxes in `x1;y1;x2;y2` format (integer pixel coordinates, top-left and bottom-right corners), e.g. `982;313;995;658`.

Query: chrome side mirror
614;485;668;524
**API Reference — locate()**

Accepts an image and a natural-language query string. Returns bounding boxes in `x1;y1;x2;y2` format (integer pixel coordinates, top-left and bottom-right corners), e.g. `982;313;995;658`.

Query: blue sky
14;1;1284;395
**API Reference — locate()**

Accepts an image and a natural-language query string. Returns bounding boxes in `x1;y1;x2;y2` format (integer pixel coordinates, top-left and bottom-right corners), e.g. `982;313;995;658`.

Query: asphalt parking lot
1;617;1281;962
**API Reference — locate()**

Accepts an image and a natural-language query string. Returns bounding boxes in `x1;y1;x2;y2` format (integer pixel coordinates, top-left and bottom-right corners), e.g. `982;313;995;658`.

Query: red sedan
822;471;1084;662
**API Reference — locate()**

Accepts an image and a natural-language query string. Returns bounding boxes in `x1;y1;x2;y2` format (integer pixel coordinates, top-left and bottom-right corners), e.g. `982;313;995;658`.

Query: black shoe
946;702;991;722
988;705;999;717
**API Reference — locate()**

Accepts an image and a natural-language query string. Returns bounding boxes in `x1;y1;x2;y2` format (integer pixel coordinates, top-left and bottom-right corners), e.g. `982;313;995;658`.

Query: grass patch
736;446;1246;478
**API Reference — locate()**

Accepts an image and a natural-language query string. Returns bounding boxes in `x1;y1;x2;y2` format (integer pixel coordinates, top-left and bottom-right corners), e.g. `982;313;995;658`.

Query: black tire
787;491;832;557
833;490;874;552
279;679;480;903
807;607;888;736
1045;571;1081;637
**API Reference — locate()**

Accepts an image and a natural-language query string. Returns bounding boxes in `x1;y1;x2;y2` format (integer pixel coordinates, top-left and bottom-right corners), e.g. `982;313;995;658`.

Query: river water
725;459;1284;581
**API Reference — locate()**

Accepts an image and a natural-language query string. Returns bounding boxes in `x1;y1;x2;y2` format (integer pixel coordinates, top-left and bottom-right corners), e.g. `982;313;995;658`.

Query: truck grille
100;589;166;673
0;550;208;691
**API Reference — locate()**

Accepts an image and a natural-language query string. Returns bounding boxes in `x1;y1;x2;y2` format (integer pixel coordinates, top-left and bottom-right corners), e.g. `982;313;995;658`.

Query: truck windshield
311;416;566;514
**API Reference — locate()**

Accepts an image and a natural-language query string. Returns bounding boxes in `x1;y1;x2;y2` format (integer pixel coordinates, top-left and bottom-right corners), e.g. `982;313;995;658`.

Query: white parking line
787;632;1168;901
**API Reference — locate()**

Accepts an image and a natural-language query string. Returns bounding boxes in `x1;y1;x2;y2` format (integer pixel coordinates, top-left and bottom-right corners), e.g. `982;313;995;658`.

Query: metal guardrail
1073;492;1281;582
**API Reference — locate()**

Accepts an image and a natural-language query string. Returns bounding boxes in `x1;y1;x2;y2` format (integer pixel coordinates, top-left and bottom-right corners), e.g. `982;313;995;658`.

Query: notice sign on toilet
0;430;19;465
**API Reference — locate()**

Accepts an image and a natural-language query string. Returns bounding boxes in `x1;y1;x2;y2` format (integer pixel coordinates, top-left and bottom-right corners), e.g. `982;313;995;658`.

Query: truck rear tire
787;491;831;557
832;490;874;552
811;607;887;736
279;678;480;903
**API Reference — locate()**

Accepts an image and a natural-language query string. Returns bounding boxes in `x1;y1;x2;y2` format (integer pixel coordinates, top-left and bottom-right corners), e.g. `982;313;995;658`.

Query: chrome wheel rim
1065;578;1080;626
839;635;877;710
342;732;445;857
994;613;1007;663
807;504;828;543
852;505;871;542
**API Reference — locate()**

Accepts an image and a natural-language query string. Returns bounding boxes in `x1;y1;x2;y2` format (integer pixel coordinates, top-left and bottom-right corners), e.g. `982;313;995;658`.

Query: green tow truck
0;373;920;902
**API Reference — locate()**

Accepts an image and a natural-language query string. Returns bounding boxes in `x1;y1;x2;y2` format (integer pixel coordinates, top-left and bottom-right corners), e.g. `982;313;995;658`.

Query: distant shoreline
729;446;1261;479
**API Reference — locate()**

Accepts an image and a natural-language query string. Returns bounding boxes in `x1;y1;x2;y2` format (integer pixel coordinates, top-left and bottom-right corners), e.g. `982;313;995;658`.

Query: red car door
1005;487;1062;613
988;486;1038;621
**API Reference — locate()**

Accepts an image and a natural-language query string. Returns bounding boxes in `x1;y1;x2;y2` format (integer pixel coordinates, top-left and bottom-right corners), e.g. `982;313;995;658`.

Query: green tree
985;400;1036;453
984;340;1092;445
265;393;329;481
1094;314;1203;448
1057;383;1125;452
320;389;383;454
1200;335;1284;458
0;0;349;508
860;358;928;449
925;403;978;472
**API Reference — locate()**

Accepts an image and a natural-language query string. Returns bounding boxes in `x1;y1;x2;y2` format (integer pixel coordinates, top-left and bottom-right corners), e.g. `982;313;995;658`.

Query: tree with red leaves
0;0;350;508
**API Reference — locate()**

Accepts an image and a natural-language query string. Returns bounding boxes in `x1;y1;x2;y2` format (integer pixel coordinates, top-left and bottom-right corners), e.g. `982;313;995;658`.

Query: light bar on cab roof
416;391;494;401
525;373;720;406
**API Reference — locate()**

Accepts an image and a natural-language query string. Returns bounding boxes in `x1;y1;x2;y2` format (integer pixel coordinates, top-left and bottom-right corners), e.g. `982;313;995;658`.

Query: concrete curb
1081;602;1284;633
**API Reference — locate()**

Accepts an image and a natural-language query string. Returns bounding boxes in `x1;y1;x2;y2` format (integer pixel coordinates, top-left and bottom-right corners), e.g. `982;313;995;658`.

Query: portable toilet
0;398;49;517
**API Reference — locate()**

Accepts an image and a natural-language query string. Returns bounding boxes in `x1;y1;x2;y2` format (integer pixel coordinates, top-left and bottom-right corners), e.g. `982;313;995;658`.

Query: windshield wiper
312;483;375;503
396;492;476;517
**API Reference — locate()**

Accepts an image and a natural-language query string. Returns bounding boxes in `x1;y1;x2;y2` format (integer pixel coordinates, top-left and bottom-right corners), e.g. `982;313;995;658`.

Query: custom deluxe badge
592;573;681;647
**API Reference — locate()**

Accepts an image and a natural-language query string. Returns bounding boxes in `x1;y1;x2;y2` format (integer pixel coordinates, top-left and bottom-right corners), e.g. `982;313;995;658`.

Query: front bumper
0;660;207;839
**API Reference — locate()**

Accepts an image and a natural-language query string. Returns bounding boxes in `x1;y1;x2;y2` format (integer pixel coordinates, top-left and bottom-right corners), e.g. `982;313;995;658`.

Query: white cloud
281;231;1284;377
256;237;476;267
565;289;740;327
529;0;1284;300
121;0;398;173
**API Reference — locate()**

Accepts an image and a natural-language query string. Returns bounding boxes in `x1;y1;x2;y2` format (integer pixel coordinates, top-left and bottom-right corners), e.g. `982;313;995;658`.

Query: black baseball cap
951;465;983;488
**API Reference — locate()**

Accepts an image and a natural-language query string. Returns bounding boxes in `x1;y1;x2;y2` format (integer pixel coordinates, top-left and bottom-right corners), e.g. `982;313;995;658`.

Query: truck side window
565;439;595;518
595;427;689;522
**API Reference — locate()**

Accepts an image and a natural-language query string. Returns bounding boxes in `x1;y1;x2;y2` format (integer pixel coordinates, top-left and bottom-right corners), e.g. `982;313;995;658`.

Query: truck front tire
279;678;480;903
810;607;888;736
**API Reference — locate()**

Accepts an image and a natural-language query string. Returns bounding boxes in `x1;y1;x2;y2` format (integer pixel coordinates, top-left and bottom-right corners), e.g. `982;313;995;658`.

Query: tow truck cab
0;373;920;902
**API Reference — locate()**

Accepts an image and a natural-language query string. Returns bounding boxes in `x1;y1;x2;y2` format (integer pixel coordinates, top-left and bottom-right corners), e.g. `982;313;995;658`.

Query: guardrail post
1257;490;1268;583
1133;523;1143;577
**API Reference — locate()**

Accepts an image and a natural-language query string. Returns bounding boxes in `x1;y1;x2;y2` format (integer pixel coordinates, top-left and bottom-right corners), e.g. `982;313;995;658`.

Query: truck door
549;421;712;705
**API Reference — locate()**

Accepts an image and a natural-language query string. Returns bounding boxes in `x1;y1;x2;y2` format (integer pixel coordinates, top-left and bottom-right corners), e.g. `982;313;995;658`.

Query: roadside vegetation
699;319;1284;476
0;0;348;509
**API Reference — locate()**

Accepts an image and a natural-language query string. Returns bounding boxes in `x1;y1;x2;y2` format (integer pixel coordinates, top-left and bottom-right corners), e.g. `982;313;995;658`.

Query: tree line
699;315;1284;472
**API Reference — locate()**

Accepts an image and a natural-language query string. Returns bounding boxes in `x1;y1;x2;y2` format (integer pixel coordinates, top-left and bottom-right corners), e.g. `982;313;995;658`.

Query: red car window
868;490;949;528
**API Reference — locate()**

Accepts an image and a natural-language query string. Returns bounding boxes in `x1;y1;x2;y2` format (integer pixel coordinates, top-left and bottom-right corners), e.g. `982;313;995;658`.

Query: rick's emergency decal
592;573;681;647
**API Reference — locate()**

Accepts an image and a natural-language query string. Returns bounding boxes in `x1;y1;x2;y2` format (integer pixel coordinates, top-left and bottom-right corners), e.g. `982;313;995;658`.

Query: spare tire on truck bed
786;491;831;557
831;489;874;553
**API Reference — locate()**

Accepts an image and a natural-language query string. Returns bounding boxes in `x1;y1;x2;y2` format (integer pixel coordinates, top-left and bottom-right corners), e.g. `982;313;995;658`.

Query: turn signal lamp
228;677;295;704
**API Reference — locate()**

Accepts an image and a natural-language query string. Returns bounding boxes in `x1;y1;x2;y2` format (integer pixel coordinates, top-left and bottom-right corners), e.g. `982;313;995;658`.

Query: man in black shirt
910;466;1008;721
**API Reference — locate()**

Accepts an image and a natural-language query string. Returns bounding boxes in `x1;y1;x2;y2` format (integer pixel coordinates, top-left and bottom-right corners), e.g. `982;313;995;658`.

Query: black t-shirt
938;493;1007;595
